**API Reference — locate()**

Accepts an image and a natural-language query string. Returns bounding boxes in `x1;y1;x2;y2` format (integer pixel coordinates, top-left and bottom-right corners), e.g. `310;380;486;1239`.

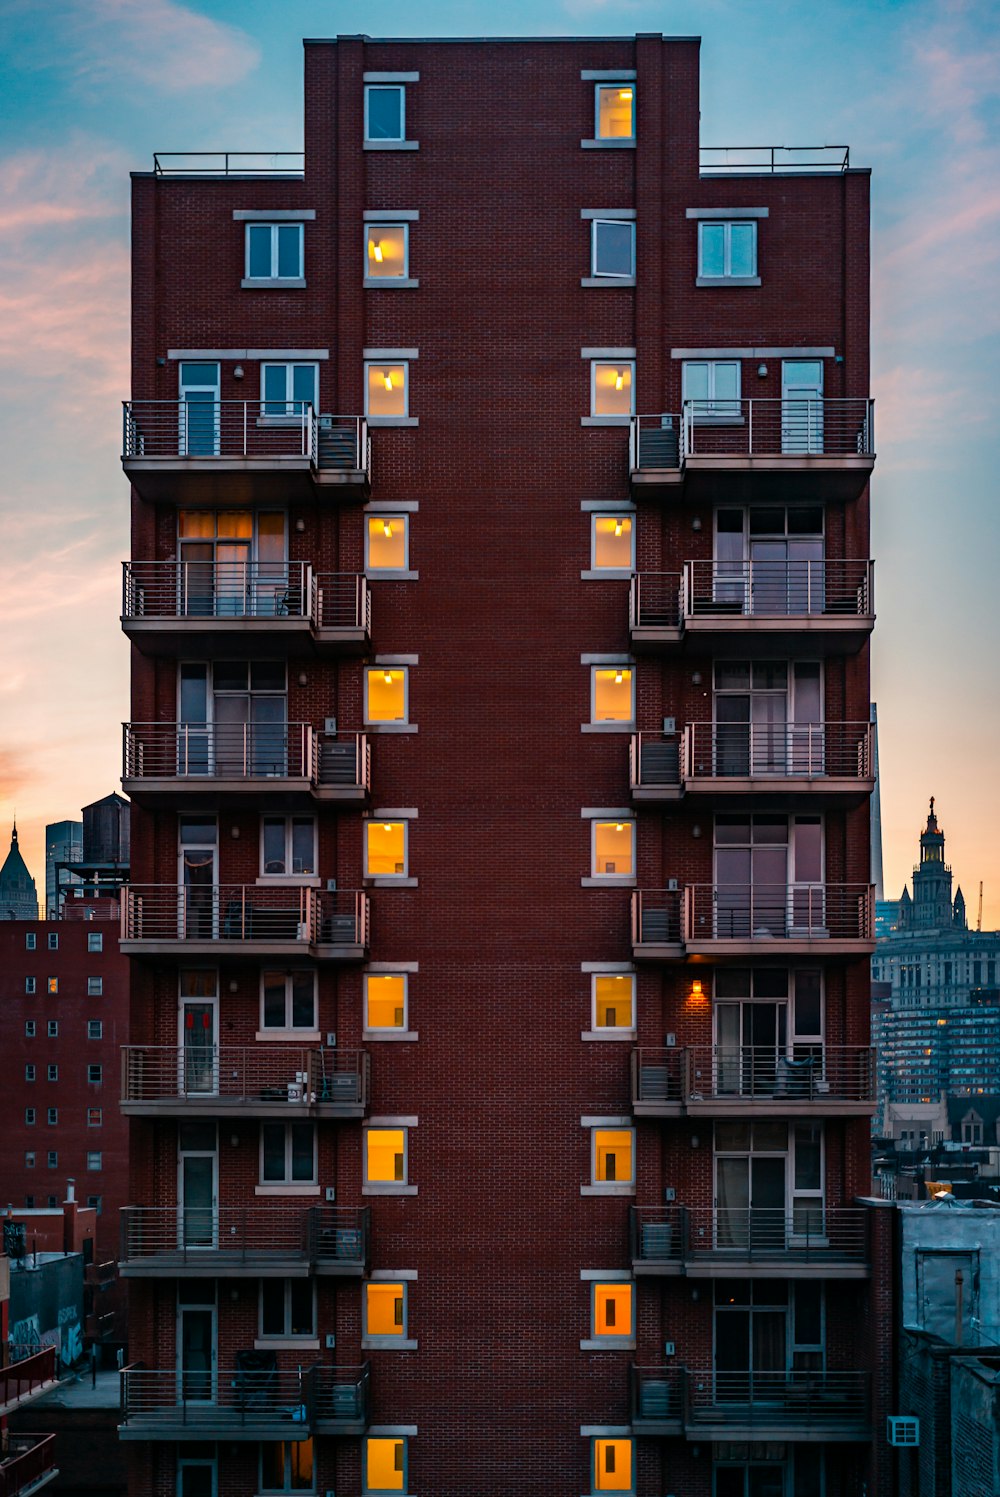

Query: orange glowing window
261;1438;313;1493
367;515;409;570
366;362;408;418
365;667;407;723
366;1127;406;1183
365;224;409;280
593;1437;633;1492
366;820;408;877
592;821;634;878
594;974;634;1030
594;1282;633;1338
593;1129;634;1185
596;84;635;140
365;1281;406;1337
366;1436;406;1492
592;361;634;418
592;514;634;570
366;974;407;1031
592;667;634;722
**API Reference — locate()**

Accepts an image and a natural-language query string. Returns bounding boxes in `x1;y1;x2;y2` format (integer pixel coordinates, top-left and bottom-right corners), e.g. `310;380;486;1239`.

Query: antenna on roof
978;881;984;933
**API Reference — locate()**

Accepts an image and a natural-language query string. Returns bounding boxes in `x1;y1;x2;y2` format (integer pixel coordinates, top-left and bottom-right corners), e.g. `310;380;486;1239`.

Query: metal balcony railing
153;153;305;176
120;1364;315;1431
313;1364;370;1428
683;1367;871;1430
120;1205;369;1271
630;1206;869;1268
0;1348;57;1414
121;1045;369;1109
683;721;873;782
683;559;873;619
632;1046;877;1108
313;573;371;632
681;398;874;457
629;573;683;629
629;414;682;471
0;1435;58;1497
630;889;683;946
700;145;851;174
629;1206;686;1266
122;560;313;623
124;723;314;781
122;401;317;462
630;1365;683;1425
684;884;875;943
314;889;370;950
121;886;369;948
629;733;682;792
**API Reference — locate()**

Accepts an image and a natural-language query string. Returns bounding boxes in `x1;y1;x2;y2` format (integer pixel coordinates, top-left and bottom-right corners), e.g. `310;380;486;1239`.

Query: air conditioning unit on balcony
887;1415;919;1447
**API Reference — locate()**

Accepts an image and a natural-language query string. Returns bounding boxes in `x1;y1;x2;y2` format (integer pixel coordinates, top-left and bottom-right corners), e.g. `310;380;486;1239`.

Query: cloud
0;749;38;805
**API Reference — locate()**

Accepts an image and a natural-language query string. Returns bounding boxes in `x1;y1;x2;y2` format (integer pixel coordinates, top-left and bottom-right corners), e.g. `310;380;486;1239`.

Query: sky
1;0;998;918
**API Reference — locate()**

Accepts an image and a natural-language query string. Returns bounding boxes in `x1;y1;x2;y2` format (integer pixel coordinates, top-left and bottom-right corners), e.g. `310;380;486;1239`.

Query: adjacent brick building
119;32;886;1497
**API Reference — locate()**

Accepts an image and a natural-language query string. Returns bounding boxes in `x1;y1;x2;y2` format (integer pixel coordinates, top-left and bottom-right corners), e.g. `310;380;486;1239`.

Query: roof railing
153;153;305;176
700;145;851;174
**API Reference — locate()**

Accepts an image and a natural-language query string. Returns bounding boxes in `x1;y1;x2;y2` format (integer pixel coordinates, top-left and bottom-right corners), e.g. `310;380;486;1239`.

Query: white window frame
25;977;35;994
25;1108;35;1125
47;1064;58;1080
365;84;406;143
87;932;103;953
590;665;635;726
364;666;410;726
88;977;103;996
87;1064;103;1083
682;359;742;419
25;1065;35;1082
244;221;304;281
259;361;319;419
590;513;635;574
594;82;636;141
260;1121;318;1186
362;1279;410;1347
363;222;410;280
589;818;636;882
591;973;636;1036
179;1455;218;1497
260;969;318;1035
25;1020;36;1037
589;1279;635;1346
258;1279;317;1342
47;1022;58;1038
88;1020;103;1039
47;933;59;950
365;819;410;881
47;1108;58;1125
87;1152;102;1171
364;972;410;1036
697;219;758;279
364;1434;409;1495
365;360;410;420
589;1124;636;1191
25;932;36;950
591;219;636;278
260;816;317;880
88;1108;102;1127
46;1151;57;1168
365;514;411;574
363;1125;411;1191
590;359;636;420
25;1152;36;1169
47;977;58;994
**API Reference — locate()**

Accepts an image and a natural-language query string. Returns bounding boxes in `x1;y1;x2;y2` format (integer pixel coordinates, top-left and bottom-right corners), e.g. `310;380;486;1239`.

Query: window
262;970;316;1032
88;1108;102;1127
87;977;103;996
47;1108;58;1125
591;666;634;723
963;1120;984;1145
261;362;318;417
365;974;409;1032
365;85;405;142
47;932;59;950
24;1020;36;1038
698;220;757;279
591;361;634;418
87;1065;103;1084
593;974;635;1032
365;223;409;280
261;1122;316;1185
262;817;316;877
25;1108;35;1126
365;1436;407;1494
25;1065;35;1083
47;978;58;995
365;1127;408;1186
591;514;634;571
365;667;408;724
364;1281;408;1341
592;1437;633;1493
25;932;36;950
47;1151;58;1169
592;1282;634;1342
591;821;634;879
245;222;304;281
47;1063;58;1080
595;84;635;140
25;1152;35;1169
367;515;410;572
366;821;408;878
260;1280;315;1339
683;360;741;417
25;977;36;995
87;1195;102;1213
592;219;635;278
88;932;103;953
592;1128;635;1187
366;362;409;419
24;1196;34;1208
261;1440;314;1494
46;1195;57;1208
88;1020;103;1039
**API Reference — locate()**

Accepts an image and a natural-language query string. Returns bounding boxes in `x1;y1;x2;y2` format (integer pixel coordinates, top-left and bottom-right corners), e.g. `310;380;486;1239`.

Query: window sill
254;1338;320;1351
362;1337;418;1351
581;722;634;734
581;877;637;888
581;415;632;427
365;723;418;734
362;1184;418;1196
581;276;636;288
581;569;634;580
364;139;419;151
364;277;420;289
255;1184;320;1196
695;275;761;287
367;877;418;888
581;138;636;149
580;1184;636;1197
580;1338;635;1351
256;876;321;887
581;1030;636;1042
363;1030;419;1042
255;1030;321;1044
241;277;307;289
366;416;419;427
367;569;420;580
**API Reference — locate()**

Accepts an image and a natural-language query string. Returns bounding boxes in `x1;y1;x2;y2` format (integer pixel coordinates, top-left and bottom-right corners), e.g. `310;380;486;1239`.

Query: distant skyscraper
45;818;83;917
870;703;884;900
0;822;39;920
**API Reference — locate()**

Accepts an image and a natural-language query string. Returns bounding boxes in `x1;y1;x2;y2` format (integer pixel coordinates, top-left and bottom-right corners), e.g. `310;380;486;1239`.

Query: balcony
628;574;683;647
119;1205;369;1278
121;563;370;656
682;560;875;655
630;1206;870;1278
121;402;370;503
630;889;684;958
313;1364;371;1435
120;1045;369;1118
682;884;875;957
682;1366;871;1441
631;1045;877;1118
0;1436;58;1497
119;1363;324;1441
630;1365;683;1434
629;398;875;501
0;1349;58;1417
122;726;369;809
120;886;369;960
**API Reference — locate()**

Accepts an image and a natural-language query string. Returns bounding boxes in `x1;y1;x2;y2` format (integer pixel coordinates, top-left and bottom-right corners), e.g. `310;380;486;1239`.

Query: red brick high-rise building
118;33;886;1497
